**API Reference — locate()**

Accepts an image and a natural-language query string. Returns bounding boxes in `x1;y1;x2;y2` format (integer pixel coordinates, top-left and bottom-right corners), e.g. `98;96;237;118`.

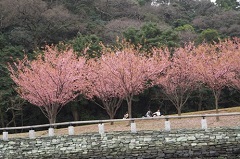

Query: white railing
0;112;240;140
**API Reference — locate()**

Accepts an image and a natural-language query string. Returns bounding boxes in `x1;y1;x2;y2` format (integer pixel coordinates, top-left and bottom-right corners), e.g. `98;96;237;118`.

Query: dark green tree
0;34;26;127
70;34;102;58
175;24;195;32
216;0;240;10
193;10;240;38
123;22;179;51
197;29;220;44
175;24;197;45
0;0;79;51
123;27;140;46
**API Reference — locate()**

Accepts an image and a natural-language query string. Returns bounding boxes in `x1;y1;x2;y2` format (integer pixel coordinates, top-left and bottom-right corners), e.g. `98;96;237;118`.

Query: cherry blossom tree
84;59;123;123
195;40;237;121
153;44;200;116
98;43;169;119
8;45;87;124
222;38;240;93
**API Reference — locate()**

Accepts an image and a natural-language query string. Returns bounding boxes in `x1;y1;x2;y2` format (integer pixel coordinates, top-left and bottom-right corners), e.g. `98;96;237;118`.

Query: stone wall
0;127;240;159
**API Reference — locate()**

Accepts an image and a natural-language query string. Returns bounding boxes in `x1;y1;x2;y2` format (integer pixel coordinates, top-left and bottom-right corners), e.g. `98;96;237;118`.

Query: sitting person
123;112;129;119
145;110;153;117
153;109;161;117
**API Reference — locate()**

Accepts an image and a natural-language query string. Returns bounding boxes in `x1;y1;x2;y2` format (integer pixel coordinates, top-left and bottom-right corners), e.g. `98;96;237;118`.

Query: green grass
181;106;240;115
2;106;240;139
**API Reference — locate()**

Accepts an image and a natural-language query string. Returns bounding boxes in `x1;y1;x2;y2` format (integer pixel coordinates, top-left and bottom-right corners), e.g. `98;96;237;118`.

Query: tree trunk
109;114;114;125
49;116;56;125
198;92;203;111
126;96;132;125
0;108;5;127
71;105;79;121
107;107;115;125
20;109;24;132
177;106;181;116
6;109;16;129
215;95;219;121
128;100;132;119
213;90;221;122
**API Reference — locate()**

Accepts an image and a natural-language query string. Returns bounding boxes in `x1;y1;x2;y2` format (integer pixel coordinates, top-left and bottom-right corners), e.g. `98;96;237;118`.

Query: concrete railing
0;112;240;141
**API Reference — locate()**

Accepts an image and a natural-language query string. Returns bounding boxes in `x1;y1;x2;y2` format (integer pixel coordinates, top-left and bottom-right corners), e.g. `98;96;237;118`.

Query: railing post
29;128;35;139
201;116;208;130
68;124;75;135
131;120;137;133
165;118;171;131
48;127;54;137
2;130;8;141
98;122;105;135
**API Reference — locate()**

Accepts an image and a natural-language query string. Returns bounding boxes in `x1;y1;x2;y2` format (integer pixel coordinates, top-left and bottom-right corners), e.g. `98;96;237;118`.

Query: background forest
0;0;240;127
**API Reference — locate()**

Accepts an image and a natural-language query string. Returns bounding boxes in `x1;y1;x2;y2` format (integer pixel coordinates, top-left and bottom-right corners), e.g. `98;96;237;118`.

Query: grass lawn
2;106;240;139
